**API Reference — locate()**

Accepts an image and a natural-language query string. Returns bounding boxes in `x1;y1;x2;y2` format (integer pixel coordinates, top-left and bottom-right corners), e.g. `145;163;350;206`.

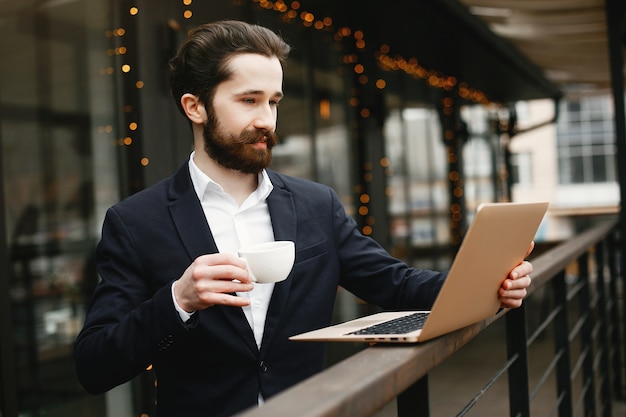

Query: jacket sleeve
328;187;447;310
73;206;193;394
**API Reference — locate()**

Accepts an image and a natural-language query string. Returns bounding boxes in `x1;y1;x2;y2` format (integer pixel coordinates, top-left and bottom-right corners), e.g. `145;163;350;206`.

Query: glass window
567;101;581;113
557;95;616;184
511;152;533;186
385;106;448;259
1;1;118;415
592;154;608;183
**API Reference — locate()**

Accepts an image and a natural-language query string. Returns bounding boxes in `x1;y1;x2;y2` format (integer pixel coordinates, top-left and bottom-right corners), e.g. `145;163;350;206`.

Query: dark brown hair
169;20;291;117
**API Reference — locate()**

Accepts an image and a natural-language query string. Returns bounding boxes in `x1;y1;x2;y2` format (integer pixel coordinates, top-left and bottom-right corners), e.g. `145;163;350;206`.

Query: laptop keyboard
347;312;430;335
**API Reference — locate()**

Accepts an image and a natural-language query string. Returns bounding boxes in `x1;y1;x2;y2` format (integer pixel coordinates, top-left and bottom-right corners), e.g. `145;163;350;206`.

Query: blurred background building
0;0;624;416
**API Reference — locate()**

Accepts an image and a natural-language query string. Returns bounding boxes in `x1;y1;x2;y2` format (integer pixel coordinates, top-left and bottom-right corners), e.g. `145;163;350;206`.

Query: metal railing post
506;305;531;417
577;253;596;416
552;271;573;416
397;375;429;417
608;228;625;399
595;240;613;417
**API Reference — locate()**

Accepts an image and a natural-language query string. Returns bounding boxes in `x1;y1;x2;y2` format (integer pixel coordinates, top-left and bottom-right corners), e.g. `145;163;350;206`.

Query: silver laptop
289;201;549;343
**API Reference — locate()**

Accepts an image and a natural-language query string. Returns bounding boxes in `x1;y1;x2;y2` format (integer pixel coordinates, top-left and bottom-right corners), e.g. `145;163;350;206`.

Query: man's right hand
173;253;254;312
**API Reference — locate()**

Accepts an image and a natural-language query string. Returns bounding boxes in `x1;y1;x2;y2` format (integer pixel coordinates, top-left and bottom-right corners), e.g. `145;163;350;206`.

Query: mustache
238;129;278;147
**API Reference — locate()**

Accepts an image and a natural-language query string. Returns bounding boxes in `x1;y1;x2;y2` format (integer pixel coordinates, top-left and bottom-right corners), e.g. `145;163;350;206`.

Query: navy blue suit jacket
74;163;446;417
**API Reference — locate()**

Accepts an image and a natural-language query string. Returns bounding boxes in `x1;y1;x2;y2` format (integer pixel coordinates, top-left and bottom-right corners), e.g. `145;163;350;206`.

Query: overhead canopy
294;0;563;104
460;0;625;99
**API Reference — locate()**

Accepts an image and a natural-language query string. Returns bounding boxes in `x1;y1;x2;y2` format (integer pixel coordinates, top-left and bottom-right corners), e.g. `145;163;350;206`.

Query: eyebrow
238;89;284;99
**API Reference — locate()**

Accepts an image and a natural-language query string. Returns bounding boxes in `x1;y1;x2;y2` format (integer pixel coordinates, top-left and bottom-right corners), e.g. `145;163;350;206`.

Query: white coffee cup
238;241;295;283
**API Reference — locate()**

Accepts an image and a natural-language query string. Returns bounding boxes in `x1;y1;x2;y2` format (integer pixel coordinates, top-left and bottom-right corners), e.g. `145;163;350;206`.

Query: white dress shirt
172;152;276;351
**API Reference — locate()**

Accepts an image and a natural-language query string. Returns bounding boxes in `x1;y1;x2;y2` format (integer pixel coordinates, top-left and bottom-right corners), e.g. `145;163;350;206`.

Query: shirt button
259;361;268;373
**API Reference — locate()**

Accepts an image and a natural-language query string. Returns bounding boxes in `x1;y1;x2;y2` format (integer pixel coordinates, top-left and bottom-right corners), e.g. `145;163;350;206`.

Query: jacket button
259;361;268;373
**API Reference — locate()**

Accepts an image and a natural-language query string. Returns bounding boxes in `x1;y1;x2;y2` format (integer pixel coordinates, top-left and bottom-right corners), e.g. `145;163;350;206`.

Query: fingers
502;272;532;291
510;260;533;280
175;253;255;311
500;296;524;309
499;272;531;309
499;282;528;309
192;266;253;305
500;257;533;309
190;261;251;286
198;291;252;308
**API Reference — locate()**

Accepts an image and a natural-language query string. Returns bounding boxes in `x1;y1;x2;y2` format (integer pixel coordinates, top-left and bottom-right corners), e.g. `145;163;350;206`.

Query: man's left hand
499;241;534;309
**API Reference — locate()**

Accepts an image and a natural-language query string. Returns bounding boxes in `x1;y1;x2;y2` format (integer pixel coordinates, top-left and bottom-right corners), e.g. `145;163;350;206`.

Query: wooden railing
236;220;625;417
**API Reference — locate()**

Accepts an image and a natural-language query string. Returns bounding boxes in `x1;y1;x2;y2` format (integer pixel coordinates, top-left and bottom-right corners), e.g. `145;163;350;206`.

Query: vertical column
346;29;391;249
437;96;466;251
604;1;626;387
113;0;145;198
0;125;18;417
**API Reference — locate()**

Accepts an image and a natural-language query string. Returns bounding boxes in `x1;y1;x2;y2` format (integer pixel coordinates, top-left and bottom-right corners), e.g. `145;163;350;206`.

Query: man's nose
252;103;276;131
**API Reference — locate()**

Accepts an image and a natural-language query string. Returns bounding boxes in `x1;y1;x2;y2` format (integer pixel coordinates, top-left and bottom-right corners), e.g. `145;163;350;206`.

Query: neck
193;150;258;206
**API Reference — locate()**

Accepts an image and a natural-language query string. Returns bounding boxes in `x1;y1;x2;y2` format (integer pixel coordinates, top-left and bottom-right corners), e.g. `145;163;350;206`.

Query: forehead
223;53;284;94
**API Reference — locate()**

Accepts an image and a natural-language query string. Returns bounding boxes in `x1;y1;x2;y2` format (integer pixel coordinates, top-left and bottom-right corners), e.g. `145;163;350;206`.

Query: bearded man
74;20;533;417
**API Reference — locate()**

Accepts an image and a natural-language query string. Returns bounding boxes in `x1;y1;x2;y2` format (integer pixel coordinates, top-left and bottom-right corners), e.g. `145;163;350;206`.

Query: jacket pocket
294;239;327;264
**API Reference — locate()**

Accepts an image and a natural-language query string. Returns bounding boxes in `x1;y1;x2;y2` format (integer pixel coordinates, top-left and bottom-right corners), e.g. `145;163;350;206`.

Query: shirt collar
188;151;273;202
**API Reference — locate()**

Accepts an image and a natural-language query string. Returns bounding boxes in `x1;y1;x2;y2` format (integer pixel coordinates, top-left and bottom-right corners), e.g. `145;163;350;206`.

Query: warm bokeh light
319;99;330;119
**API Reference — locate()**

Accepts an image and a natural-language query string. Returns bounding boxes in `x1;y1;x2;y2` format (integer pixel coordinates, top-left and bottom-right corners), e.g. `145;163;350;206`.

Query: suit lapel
260;172;297;355
167;164;258;354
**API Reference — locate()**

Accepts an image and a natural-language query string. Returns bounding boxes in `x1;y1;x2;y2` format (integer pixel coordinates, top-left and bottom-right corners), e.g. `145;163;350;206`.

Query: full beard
202;111;277;174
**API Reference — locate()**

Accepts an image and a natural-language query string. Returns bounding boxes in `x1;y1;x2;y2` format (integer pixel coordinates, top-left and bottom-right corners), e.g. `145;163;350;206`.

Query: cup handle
241;257;257;283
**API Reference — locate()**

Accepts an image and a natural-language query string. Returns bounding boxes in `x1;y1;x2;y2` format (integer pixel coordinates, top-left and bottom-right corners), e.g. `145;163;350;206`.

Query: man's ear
180;93;206;124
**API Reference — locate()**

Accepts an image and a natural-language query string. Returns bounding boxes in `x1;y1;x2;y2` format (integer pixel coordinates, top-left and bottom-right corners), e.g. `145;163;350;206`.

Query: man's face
203;53;284;174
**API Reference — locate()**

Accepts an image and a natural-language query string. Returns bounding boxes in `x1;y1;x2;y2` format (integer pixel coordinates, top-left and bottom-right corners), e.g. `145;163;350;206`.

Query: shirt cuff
171;281;195;323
